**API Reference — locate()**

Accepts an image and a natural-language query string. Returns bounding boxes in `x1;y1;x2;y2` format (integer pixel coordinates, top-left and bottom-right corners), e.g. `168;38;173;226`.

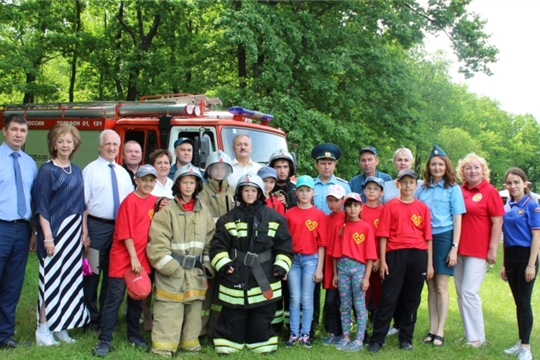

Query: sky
423;0;540;121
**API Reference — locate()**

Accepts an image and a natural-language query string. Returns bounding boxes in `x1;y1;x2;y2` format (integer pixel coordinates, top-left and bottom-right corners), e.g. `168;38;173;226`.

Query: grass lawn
3;246;539;359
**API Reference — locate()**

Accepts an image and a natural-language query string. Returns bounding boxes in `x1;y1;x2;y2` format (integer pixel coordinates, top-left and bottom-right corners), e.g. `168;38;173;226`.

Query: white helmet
172;164;203;197
204;150;233;179
235;172;265;202
268;149;296;177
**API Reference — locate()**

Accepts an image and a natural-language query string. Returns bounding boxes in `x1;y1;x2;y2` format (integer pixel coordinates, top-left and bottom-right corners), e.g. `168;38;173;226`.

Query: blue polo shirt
313;175;351;214
415;179;466;235
503;195;540;248
349;170;392;203
0;142;37;221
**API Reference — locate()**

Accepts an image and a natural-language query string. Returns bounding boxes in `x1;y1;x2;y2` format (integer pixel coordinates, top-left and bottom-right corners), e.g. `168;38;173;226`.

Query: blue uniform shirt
415;179;466;235
349;170;392;203
503;195;540;248
0;142;37;221
313;175;351;214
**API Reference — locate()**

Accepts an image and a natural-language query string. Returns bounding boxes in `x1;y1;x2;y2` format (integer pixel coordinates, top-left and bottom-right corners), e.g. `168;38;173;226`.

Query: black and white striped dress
32;162;89;331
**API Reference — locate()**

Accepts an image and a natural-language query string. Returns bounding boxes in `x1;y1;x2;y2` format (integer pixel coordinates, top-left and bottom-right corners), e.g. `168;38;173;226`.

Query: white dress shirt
83;156;133;220
227;158;262;187
151;177;174;198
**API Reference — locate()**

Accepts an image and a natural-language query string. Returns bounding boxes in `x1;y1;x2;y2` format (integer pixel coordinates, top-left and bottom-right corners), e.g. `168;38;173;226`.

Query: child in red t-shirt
361;176;385;312
94;165;158;356
321;185;346;346
330;193;377;352
257;166;285;215
285;175;327;348
367;169;433;353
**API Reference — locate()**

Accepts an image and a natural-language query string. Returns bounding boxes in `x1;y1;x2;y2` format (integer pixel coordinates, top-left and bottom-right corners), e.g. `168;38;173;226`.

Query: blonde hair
393;147;414;164
456;152;491;184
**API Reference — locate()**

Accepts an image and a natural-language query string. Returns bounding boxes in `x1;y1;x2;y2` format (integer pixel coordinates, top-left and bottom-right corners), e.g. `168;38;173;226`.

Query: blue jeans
288;253;318;336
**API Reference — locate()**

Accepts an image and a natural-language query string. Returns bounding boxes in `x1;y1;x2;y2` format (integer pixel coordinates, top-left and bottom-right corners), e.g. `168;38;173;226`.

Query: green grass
3;247;539;359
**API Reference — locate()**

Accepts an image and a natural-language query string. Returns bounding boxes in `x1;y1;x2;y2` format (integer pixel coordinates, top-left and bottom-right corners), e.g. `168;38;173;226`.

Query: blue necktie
11;152;27;218
109;163;120;219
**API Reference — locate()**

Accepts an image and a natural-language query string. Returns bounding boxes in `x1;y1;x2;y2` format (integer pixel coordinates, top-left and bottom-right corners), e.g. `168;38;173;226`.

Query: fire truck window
145;130;158;164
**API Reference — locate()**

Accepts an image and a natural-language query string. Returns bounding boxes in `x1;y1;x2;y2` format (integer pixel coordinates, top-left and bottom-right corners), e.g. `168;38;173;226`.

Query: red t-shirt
109;192;157;278
264;195;285;215
285;206;327;254
376;198;432;252
459;180;505;259
329;219;378;264
323;210;345;289
361;204;384;251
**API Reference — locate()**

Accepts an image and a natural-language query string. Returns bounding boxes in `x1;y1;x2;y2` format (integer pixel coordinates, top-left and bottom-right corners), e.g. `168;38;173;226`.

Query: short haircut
149;149;173;166
98;129;120;146
232;133;251;145
47;123;81;161
4;114;27;129
122;140;142;155
393;147;414;164
456;152;491;183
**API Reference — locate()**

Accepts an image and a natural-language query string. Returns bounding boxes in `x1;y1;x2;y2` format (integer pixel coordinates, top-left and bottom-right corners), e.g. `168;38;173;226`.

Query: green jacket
147;196;216;303
199;178;236;221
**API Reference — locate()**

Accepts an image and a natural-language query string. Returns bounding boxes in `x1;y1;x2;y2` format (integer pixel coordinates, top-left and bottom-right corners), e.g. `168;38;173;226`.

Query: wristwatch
452;243;459;249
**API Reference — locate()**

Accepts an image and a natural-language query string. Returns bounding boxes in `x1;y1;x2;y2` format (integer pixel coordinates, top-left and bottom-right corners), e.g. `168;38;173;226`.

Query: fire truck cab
0;94;289;170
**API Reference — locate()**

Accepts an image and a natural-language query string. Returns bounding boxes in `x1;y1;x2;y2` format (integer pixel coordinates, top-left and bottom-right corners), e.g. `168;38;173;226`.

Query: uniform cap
135;164;157;178
124;268;151;301
429;145;448;158
363;176;385;190
295;175;315;189
311;143;341;161
173;137;194;148
257;166;278;180
396;169;418;181
326;184;346;199
359;146;377;155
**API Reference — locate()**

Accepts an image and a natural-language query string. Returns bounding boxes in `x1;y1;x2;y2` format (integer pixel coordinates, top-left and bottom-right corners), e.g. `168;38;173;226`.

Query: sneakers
298;334;312;348
367;342;381;353
35;324;59;347
400;341;413;350
505;341;522;355
94;340;111;357
387;327;399;336
343;339;363;352
335;338;349;351
518;347;533;360
321;335;340;346
285;334;298;347
128;336;149;350
53;330;76;344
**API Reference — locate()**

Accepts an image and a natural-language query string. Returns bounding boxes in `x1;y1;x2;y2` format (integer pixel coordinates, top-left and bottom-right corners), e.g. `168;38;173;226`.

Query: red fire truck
0;94;289;169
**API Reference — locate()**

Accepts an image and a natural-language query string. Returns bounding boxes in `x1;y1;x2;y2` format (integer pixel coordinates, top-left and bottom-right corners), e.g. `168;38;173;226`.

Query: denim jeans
288;253;318;336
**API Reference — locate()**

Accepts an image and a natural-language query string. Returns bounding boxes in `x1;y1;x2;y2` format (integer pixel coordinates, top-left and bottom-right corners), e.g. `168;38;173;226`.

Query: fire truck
0;94;289;169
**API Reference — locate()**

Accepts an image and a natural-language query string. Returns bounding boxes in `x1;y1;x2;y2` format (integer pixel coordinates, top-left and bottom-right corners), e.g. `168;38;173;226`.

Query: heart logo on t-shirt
305;220;318;231
411;214;422;227
353;232;365;244
373;219;380;228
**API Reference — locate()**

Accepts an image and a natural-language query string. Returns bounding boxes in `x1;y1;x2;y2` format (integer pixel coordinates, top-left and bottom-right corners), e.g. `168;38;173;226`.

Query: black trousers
370;249;427;345
99;277;143;342
83;219;115;327
323;288;342;336
505;246;538;345
213;301;276;346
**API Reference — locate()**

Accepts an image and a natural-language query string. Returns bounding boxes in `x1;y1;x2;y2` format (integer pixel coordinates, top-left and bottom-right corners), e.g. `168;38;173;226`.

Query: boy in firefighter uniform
198;150;236;338
210;173;293;355
147;164;216;357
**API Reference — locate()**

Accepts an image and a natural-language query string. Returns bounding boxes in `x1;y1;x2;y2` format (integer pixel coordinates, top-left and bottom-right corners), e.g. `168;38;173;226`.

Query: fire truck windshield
221;127;288;165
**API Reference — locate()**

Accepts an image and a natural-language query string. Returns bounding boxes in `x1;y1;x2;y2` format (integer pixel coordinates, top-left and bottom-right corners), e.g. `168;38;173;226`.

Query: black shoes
0;338;29;349
400;341;413;350
367;342;382;353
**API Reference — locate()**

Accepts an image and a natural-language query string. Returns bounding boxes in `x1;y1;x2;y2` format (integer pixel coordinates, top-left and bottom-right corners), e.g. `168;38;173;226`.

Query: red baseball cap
124;268;151;301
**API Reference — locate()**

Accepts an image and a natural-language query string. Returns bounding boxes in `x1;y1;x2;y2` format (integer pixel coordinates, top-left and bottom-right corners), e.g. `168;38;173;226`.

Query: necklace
54;159;72;175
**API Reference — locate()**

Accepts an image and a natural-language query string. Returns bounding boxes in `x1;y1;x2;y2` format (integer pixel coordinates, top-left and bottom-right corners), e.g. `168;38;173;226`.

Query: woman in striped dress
32;123;90;346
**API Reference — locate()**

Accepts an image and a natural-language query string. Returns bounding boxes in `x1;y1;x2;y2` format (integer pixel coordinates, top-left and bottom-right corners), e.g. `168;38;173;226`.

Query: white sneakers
505;341;522;355
35;324;59;346
53;330;76;344
36;324;76;346
518;347;533;360
387;327;399;336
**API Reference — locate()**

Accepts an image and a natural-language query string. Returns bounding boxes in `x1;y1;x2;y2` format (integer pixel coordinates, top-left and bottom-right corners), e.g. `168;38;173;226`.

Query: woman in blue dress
32;123;90;346
416;145;465;346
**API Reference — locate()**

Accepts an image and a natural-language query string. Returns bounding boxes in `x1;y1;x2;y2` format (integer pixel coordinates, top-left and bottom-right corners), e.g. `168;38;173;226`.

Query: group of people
0;114;538;360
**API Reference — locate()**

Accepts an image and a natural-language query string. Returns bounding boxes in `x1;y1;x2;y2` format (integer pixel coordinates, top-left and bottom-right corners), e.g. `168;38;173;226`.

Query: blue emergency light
228;107;274;122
